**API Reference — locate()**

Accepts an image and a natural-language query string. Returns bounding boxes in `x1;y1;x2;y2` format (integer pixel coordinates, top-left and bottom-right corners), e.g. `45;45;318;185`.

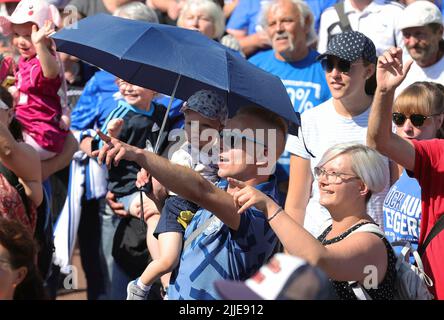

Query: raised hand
377;47;413;92
107;118;124;138
228;177;270;213
31;20;55;46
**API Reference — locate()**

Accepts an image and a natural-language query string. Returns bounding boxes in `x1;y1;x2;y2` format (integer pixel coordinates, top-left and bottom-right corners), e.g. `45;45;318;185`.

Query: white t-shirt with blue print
383;169;421;254
167;176;280;300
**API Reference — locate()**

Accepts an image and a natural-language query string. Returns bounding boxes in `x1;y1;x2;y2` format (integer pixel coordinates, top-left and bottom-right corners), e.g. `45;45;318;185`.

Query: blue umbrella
52;13;299;137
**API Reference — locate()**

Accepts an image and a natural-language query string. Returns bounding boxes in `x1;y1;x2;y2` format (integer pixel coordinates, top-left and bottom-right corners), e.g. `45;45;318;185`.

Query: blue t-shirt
249;49;331;184
249;49;331;114
71;70;119;131
168;176;280;300
383;169;421;254
226;0;264;35
306;0;340;33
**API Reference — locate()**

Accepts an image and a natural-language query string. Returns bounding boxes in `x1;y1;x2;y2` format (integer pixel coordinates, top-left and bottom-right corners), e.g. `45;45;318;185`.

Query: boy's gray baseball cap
180;89;228;123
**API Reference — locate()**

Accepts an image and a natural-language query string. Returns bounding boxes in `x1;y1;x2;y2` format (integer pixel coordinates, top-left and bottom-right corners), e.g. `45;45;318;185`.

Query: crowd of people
0;0;443;301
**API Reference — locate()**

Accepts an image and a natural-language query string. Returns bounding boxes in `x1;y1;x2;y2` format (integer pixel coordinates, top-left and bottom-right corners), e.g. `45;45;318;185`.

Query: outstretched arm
229;177;328;265
229;178;389;283
367;47;415;171
93;131;242;230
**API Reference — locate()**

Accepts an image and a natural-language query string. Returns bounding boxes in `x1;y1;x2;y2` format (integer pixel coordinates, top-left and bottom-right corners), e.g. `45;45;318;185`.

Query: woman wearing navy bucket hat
284;31;392;241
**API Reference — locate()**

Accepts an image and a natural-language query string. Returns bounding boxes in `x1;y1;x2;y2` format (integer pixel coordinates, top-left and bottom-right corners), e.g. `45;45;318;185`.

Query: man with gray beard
394;1;444;96
249;0;331;199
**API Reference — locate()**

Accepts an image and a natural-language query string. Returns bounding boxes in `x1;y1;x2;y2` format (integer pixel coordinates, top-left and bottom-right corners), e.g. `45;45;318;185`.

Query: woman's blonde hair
317;143;386;202
394;81;444;138
177;0;225;39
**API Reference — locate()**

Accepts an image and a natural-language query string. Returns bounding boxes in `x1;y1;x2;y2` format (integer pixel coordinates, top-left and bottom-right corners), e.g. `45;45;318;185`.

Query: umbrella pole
154;74;182;153
139;74;182;227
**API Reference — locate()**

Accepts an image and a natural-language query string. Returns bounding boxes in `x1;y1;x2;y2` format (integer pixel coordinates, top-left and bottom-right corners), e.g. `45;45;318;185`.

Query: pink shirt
15;55;67;153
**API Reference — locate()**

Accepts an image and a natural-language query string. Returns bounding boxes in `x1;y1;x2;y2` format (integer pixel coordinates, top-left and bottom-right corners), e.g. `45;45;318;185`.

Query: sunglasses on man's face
220;131;267;149
392;112;441;128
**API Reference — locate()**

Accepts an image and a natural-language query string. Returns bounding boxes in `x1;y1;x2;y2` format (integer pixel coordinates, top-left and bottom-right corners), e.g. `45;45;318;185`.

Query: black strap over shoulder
334;1;353;33
0;162;32;224
418;215;444;256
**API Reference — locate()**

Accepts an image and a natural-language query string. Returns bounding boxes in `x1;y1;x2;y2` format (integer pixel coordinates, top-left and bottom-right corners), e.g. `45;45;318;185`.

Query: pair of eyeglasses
313;166;359;184
392;112;441;128
220;130;267;149
321;57;364;74
0;258;11;269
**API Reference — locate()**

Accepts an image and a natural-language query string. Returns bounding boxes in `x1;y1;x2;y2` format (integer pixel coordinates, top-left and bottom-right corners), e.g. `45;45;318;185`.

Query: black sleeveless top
317;222;396;300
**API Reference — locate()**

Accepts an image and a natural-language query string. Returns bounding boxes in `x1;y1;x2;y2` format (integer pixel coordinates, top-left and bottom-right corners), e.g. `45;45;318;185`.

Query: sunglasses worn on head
321;57;364;74
392;112;441;127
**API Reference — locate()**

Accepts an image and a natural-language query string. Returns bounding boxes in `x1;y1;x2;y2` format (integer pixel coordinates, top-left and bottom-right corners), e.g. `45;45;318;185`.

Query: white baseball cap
214;253;337;300
0;0;61;36
398;1;442;30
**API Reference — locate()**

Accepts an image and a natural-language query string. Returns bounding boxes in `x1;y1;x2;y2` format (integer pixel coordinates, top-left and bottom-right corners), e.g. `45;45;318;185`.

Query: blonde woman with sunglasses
367;46;444;299
382;81;444;259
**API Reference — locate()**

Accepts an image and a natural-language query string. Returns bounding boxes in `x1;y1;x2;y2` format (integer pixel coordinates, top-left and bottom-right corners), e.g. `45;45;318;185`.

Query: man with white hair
395;0;444;95
249;0;331;198
250;0;331;114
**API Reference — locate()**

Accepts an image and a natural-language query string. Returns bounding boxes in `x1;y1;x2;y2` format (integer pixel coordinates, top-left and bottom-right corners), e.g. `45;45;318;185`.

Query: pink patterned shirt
15;55;67;153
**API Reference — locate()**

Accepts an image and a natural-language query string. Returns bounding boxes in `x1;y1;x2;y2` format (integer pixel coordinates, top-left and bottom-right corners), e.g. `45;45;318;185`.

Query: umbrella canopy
52;14;299;134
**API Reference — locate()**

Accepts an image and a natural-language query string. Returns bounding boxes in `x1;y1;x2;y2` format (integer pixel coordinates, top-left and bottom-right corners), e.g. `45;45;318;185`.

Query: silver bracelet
267;206;283;222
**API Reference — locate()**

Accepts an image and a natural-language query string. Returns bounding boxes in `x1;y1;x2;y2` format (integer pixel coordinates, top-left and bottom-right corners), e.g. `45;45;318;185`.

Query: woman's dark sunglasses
321;57;355;73
392;112;441;127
